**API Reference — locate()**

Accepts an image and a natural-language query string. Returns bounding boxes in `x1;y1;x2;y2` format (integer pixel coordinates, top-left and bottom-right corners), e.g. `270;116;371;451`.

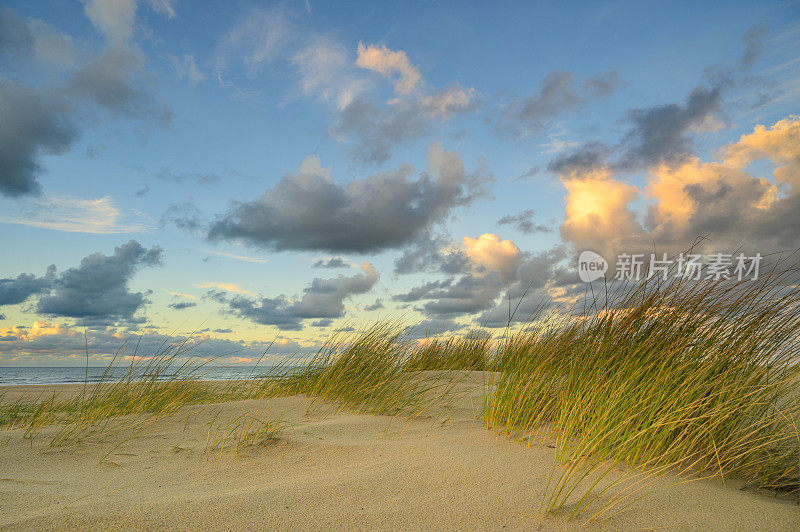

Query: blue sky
0;0;798;365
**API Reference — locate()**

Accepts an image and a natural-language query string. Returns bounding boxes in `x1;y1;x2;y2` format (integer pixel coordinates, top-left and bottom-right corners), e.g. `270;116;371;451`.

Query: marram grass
485;257;800;520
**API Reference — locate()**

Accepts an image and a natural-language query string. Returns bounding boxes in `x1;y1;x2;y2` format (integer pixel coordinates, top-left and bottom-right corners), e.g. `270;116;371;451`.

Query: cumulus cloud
495;70;620;137
355;42;422;95
0;6;170;198
0;81;76;196
215;263;379;330
552;116;800;260
83;0;138;43
208;144;486;253
394;234;527;319
462;233;522;283
0;241;162;326
34;240;162;325
0;267;56;307
393;234;469;275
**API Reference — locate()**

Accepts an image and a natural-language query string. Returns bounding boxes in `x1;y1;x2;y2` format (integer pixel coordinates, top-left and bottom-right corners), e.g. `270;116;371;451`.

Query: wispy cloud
200;249;269;263
169;291;196;299
0;196;155;233
193;282;254;295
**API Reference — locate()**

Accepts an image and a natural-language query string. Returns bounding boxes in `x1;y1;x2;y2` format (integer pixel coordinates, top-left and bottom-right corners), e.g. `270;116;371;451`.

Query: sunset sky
1;0;798;365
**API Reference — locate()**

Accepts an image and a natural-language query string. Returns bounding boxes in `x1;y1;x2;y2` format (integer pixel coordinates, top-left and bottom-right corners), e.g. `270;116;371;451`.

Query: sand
1;374;798;531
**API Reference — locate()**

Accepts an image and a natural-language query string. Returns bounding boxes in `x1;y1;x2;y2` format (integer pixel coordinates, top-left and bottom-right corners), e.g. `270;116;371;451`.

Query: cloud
393;234;469;275
0;241;162;325
200;250;269;264
0;195;155;233
495;70;620;137
83;0;138;43
0;322;308;364
292;36;368;110
216;263;379;330
168;301;197;310
208;144;486;253
313;257;351;269
69;46;171;125
160;202;204;233
0;81;77;196
193;282;253;295
741;24;768;68
463;233;522;283
364;298;384;311
169;53;205;85
33;240;162;325
620;84;722;169
0;267;56;307
497;209;552;234
212;5;290;79
169;292;195;299
552;116;800;259
356;42;422;95
0;6;169;198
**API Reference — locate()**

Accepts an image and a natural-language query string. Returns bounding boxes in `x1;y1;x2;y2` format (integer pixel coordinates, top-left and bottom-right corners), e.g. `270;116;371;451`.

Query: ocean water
0;366;281;386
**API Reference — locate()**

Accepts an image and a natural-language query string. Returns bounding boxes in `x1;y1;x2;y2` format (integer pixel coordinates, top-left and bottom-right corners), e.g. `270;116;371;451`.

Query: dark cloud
394;279;453;303
547;141;611;177
393;234;469;275
161;202;205;233
332;85;478;165
313;257;351;269
168;301;198;310
497;209;552;234
741;24;768;68
213;328;232;334
364;298;384;311
0;81;77;196
620;84;722;168
478;246;578;327
34;240;163;325
495;70;620;137
404;318;464;339
0;266;56;307
208;144;486;253
417;273;505;318
0;7;169;198
0;314;5;320
215;264;378;330
69;46;171;125
516;166;540;181
333;96;428;165
0;6;33;62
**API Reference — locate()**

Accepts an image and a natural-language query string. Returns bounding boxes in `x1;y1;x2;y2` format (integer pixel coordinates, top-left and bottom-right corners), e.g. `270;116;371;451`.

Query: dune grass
279;321;461;417
403;328;491;372
485;257;800;520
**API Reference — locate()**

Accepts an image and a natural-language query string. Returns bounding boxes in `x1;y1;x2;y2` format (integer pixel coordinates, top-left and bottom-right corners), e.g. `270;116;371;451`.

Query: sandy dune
1;376;798;531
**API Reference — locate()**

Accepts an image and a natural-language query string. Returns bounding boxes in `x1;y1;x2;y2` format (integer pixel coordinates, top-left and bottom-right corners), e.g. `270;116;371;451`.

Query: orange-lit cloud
355;42;421;95
193;282;253;295
722;115;800;186
462;233;522;282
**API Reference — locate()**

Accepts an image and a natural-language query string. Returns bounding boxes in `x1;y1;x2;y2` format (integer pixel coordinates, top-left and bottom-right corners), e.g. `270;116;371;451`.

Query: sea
0;366;283;386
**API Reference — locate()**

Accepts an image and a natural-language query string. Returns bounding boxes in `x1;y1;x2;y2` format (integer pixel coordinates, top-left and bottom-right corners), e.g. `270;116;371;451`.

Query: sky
0;0;798;366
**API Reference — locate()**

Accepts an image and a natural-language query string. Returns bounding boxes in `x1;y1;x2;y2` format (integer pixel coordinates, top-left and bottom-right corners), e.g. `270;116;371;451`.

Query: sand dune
1;377;798;531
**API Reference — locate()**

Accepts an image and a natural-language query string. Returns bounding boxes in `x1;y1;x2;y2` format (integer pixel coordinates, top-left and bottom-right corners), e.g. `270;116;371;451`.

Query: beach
1;376;798;531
